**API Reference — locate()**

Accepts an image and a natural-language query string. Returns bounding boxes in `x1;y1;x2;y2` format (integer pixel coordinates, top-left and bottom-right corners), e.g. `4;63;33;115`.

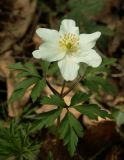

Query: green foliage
0;120;40;160
66;0;113;36
47;62;60;76
73;104;112;120
70;92;89;106
68;0;104;16
31;108;62;132
40;95;66;108
21;103;38;120
80;57;116;78
59;112;83;156
0;102;8;120
84;76;117;95
84;57;116;75
9;62;40;78
83;57;117;96
5;1;118;159
102;57;116;65
31;79;46;102
9;62;46;102
40;61;50;76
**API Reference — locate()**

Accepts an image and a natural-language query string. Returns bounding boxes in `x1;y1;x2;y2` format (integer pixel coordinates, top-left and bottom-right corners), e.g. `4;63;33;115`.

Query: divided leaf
40;61;50;75
24;63;39;76
15;77;39;90
31;108;62;132
59;112;83;156
31;79;46;102
73;104;112;120
10;77;39;102
40;95;66;108
9;62;25;70
71;92;89;106
84;76;117;96
0;120;40;160
102;57;117;66
9;62;40;78
9;62;46;102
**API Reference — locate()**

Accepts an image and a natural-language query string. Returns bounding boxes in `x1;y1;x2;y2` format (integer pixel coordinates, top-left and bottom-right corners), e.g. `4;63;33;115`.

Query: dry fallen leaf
0;0;37;55
0;54;33;117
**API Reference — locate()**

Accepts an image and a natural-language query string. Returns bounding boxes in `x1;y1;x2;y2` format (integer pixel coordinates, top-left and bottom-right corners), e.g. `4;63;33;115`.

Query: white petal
79;32;101;50
36;28;59;43
32;50;42;59
75;49;102;67
58;55;79;81
32;43;65;62
59;19;79;35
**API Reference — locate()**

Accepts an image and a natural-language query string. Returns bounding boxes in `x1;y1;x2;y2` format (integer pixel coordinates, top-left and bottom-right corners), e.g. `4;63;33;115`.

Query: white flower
32;19;102;81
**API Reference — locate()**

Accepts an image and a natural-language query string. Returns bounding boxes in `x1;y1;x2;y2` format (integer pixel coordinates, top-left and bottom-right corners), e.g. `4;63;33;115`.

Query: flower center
59;33;79;54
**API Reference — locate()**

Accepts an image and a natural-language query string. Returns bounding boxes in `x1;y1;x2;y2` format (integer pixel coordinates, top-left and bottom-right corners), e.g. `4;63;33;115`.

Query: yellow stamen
59;33;79;54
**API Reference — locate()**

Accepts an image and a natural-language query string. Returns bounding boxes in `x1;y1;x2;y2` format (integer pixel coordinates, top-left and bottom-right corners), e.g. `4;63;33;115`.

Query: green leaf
73;104;112;120
31;79;46;102
68;112;83;137
40;61;50;75
84;76;117;96
93;25;114;36
9;89;26;102
40;95;66;108
10;77;39;102
85;65;110;76
84;78;99;92
102;57;117;66
15;77;39;90
47;62;59;75
66;128;78;156
71;92;89;106
24;63;39;75
82;17;114;36
68;0;104;16
9;62;40;78
0;121;40;160
31;108;62;132
82;16;113;36
59;112;83;156
9;62;25;70
16;71;33;78
95;77;117;96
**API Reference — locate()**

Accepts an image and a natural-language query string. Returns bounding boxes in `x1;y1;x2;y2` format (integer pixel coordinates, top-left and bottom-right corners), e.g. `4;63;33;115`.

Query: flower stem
46;77;82;159
62;76;82;97
60;80;66;96
46;80;60;95
55;80;66;160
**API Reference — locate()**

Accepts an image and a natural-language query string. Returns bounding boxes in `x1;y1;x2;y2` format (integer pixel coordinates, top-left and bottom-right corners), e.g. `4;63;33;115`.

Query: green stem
46;80;60;95
60;80;66;96
55;80;66;160
46;77;82;159
62;76;82;98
